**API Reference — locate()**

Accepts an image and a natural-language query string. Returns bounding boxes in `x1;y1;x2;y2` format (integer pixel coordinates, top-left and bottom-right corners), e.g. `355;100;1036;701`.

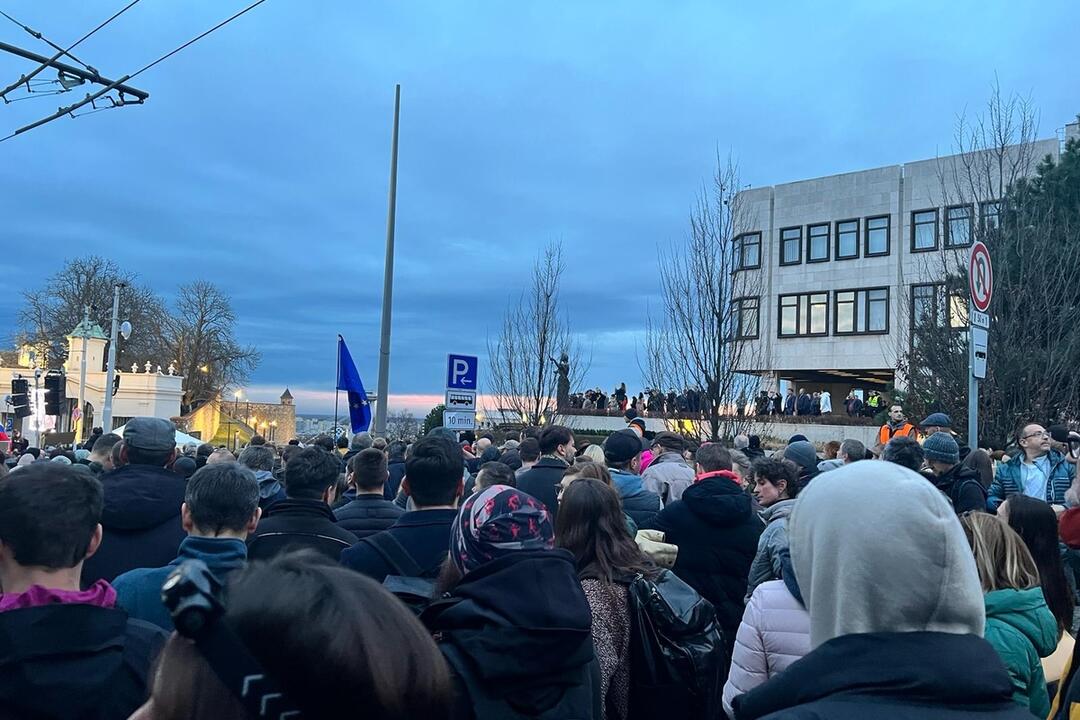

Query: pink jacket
722;579;810;718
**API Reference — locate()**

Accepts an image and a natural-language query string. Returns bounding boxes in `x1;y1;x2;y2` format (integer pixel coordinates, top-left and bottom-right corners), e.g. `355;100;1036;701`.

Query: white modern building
733;117;1079;400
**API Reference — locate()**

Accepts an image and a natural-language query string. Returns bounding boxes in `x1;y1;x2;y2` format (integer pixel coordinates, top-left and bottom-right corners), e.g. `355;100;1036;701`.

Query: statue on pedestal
167;362;177;376
550;352;570;411
144;361;152;374
131;363;139;374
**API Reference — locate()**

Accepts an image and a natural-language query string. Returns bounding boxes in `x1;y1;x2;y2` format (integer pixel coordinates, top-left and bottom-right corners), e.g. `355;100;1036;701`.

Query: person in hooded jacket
238;445;285;511
81;418;188;586
643;442;762;654
744;457;800;599
385;440;408;500
962;511;1058;717
422;484;601;720
743;435;766;462
0;462;166;720
732;462;1037;720
640;432;695;503
924;432;989;514
723;548;810;718
603;430;662;528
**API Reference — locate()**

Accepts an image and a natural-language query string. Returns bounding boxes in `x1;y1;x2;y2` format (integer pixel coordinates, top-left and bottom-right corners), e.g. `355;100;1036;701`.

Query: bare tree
486;241;587;425
385;409;420;442
899;85;1080;446
160;281;260;414
642;155;769;441
18;256;167;370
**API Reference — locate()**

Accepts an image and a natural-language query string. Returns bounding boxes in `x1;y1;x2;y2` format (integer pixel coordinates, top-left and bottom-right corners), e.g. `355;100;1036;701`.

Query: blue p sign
446;354;478;390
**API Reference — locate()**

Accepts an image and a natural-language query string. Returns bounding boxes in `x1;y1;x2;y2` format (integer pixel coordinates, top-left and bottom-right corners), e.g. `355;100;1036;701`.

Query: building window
734;232;761;270
981;200;1000;231
778;292;828;338
911;209;938;252
865;215;890;256
945;205;973;248
780;227;801;266
834;287;889;335
807;223;829;262
835;219;859;259
911;283;967;330
733;297;760;339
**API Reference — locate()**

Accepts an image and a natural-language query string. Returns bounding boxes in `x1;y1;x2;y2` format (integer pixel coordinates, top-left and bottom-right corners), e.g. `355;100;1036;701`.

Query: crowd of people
568;384;707;416
3;402;1080;719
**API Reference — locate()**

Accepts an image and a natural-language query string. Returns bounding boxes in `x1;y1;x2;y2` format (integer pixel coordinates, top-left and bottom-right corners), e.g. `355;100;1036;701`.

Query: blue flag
336;335;371;433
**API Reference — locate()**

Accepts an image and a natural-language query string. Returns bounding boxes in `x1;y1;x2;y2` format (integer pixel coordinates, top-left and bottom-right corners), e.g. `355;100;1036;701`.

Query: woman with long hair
962;511;1059;718
999;495;1075;638
556;477;660;720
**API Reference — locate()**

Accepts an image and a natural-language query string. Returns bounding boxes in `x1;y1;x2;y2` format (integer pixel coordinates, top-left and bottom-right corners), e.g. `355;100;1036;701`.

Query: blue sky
1;1;1077;414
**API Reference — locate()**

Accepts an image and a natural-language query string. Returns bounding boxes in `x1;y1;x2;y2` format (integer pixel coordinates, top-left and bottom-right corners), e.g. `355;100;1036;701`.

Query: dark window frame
910;282;968;333
732;296;760;339
779;226;802;266
833;286;890;336
944;204;974;249
734;232;762;271
864;214;891;257
980;200;1001;231
806;223;830;263
834;218;860;260
777;291;829;339
911;208;939;253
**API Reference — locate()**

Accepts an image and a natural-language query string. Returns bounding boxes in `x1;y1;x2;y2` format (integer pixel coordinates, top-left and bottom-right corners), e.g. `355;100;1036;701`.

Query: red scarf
695;469;741;485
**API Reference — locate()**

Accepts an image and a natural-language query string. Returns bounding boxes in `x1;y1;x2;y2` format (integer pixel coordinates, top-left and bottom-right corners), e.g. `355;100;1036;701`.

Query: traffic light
10;378;30;418
43;371;65;416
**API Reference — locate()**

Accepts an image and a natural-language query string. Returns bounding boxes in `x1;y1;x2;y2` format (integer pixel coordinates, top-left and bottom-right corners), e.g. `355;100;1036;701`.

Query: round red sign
969;241;993;313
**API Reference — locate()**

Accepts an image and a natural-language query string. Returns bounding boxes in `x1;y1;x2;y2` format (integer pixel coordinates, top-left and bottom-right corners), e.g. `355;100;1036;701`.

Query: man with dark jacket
517;425;576;521
81;417;187;586
341;431;373;467
385;440;407;500
341;435;463;583
923;432;987;514
604;430;662;528
246;448;357;561
113;462;260;630
644;443;762;652
238;444;285;511
783;389;796;416
87;432;121;476
0;463;166;718
335;448;404;539
796;389;813;416
989;422;1073;510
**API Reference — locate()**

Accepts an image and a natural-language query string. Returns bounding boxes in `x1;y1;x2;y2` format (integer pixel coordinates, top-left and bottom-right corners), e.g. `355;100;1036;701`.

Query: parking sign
446;354;478;390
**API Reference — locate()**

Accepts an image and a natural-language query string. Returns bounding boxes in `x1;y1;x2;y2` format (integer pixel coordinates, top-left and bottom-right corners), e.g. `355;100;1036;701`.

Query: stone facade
181;389;296;447
733;119;1079;400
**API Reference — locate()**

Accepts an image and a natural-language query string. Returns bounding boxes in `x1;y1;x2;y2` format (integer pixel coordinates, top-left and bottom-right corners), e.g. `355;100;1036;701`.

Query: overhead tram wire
0;0;270;144
0;9;97;73
0;0;144;100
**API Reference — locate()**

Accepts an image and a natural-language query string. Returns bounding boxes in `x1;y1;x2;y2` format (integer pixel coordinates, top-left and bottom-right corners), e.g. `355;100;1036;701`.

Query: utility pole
101;283;124;432
374;84;400;436
76;305;89;443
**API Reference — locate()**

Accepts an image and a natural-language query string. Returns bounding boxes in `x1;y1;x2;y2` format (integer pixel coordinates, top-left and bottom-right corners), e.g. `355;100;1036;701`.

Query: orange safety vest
878;422;917;446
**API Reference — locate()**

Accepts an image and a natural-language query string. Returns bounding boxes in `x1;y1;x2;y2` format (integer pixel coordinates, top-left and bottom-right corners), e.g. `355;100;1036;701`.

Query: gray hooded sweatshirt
787;461;985;650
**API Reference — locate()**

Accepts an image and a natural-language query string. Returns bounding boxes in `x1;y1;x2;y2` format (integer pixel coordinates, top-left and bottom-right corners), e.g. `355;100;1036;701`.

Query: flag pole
334;335;341;440
374;83;400;437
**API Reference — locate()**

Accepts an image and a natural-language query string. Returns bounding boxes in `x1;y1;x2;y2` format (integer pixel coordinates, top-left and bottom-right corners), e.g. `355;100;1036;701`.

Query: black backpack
626;569;727;720
358;532;441;614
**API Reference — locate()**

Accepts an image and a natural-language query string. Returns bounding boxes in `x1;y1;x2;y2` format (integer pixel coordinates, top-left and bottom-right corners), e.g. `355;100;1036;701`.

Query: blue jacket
609;468;661;528
113;535;248;631
988;449;1072;510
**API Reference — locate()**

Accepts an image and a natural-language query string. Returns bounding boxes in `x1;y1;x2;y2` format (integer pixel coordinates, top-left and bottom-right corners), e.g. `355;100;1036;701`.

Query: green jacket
983;587;1059;718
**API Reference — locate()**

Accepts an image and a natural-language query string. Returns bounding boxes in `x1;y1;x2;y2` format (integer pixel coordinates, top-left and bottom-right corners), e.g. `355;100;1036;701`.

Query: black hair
312;435;336;452
458;430;476;444
404;436;462;507
882;436;924;472
1005;495;1074;636
695;443;732;472
196;442;215;458
148;551;452;719
349;448;388;491
238;445;275;472
479;446;501;465
518;437;541;462
387;441;408;461
124;442;174;467
538;426;573;454
284;448;341;500
90;432;122;456
497;450;522;471
652;432;684;452
476;461;516;490
185;463;260;534
750;457;800;499
0;463;102;568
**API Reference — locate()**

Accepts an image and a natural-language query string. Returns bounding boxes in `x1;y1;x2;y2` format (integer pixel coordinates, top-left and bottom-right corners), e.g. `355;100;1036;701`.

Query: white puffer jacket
722;579;810;718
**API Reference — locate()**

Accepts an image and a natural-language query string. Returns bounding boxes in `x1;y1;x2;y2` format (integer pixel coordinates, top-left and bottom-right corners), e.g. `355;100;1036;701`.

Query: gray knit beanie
923;432;959;465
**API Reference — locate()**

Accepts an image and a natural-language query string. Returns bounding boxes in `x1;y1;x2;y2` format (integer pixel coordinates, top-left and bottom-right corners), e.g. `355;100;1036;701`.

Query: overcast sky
1;1;1077;415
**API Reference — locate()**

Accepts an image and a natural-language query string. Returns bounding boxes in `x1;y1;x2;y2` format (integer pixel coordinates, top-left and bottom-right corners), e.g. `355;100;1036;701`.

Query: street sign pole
968;331;978;450
968;241;994;448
